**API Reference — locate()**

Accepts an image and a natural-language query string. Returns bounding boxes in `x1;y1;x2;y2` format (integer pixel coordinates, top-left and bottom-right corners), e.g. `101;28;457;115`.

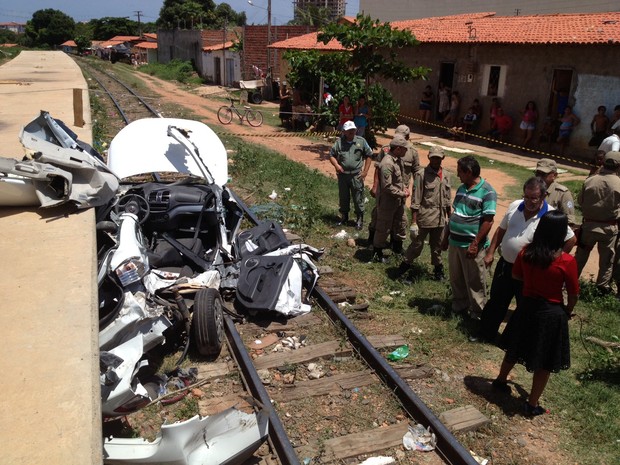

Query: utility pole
266;0;272;99
223;19;227;87
134;10;143;37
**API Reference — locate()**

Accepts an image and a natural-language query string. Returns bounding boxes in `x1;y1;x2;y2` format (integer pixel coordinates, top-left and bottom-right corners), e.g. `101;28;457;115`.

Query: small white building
201;41;240;87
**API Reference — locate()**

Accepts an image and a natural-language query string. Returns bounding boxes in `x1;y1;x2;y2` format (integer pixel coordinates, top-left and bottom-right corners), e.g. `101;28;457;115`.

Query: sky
0;1;360;26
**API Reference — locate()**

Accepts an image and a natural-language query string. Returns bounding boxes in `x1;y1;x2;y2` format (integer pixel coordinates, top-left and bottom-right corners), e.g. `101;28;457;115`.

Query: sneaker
491;379;511;394
523;402;548;416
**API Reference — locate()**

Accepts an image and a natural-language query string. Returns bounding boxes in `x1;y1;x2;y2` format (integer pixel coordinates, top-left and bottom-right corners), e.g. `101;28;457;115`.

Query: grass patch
138;59;204;85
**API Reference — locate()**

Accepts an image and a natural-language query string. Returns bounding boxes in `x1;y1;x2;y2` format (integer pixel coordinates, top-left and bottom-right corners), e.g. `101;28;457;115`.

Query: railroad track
84;62;480;465
76;58;162;139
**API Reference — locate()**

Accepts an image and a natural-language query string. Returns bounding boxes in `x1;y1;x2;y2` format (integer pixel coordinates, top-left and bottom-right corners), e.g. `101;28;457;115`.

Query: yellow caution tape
398;113;591;168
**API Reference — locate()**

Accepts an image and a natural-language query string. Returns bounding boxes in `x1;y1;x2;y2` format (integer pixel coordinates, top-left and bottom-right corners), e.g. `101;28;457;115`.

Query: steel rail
312;286;479;465
223;315;301;465
100;68;162;117
86;71;132;125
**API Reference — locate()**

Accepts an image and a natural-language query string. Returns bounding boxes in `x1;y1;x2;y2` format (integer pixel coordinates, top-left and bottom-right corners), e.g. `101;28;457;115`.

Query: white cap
342;121;356;131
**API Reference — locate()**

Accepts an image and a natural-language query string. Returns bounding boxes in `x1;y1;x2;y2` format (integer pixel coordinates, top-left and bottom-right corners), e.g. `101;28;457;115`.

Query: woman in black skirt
492;211;579;416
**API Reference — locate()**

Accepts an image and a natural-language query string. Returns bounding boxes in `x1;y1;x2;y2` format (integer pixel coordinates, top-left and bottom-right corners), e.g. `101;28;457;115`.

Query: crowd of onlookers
326;90;620;416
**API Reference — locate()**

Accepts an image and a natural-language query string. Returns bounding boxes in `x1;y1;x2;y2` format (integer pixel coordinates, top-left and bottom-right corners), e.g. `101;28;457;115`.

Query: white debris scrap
402;424;436;452
357;457;395;465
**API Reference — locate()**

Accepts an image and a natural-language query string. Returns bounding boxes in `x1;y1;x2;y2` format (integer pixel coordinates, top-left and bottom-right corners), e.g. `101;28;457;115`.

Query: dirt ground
134;74;589;464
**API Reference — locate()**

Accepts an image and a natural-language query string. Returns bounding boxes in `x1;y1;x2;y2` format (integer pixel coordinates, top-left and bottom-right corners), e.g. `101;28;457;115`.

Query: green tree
158;0;214;29
284;14;429;147
91;17;139;40
74;35;91;55
0;29;17;44
26;9;76;48
157;0;244;29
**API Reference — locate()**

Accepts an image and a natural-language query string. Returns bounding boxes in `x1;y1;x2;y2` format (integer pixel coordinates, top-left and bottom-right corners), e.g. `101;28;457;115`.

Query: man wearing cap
441;155;496;319
372;135;410;262
367;124;419;250
397;146;451;280
329;120;373;229
597;122;620;156
575;151;620;294
535;158;576;228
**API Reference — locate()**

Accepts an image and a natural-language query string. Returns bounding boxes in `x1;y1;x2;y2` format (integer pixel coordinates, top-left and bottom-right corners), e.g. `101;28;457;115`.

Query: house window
481;64;507;97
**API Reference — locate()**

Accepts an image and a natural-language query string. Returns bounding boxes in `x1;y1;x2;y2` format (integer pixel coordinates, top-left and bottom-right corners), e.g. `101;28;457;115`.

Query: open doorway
437;62;455;120
214;57;222;86
546;69;574;118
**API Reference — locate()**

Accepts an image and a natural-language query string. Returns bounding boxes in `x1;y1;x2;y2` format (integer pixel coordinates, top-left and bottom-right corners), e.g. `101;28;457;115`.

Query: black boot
355;214;364;231
372;247;387;263
396;261;411;276
392;240;403;255
335;213;349;226
366;228;375;246
433;264;445;281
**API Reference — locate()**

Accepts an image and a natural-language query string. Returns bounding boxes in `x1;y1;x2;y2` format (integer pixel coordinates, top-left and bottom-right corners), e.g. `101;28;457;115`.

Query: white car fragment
103;408;269;465
0;111;119;208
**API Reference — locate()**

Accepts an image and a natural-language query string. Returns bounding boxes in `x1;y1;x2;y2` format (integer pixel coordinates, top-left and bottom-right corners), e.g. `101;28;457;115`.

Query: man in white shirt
597;121;620;155
478;177;576;343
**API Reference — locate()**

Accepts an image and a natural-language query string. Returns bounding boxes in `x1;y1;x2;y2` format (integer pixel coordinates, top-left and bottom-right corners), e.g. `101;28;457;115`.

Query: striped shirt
448;177;497;248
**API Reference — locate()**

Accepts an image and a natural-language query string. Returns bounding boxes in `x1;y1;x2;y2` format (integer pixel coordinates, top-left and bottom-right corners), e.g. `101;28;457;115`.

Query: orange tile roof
61;40;77;47
202;41;234;51
393;12;620;44
142;33;157;40
109;35;141;42
135;41;157;49
269;33;345;51
271;12;620;51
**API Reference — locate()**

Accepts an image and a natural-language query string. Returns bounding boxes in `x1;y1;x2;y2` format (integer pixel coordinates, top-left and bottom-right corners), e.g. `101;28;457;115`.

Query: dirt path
138;74;597;278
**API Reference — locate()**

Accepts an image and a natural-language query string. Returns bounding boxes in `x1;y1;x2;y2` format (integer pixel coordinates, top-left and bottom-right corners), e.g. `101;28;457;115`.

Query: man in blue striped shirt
441;155;497;319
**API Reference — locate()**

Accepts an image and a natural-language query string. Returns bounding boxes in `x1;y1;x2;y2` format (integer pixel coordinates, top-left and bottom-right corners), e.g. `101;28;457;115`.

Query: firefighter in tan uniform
371;135;410;262
367;124;419;250
574;151;620;293
535;158;576;227
397;146;452;280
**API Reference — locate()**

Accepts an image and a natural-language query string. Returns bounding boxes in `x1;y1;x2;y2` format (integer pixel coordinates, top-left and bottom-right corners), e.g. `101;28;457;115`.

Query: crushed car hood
107;118;228;186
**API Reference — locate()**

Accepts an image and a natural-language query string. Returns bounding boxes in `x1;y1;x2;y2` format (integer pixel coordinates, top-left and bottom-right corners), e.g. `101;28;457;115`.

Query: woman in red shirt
338;95;354;130
492;211;579;416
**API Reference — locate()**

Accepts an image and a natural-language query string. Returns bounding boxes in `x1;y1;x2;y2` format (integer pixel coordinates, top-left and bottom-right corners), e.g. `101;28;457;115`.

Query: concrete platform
0;51;101;464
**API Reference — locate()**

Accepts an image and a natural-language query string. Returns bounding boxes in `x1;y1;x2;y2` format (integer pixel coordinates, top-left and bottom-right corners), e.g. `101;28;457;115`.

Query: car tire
192;288;224;357
250;92;263;104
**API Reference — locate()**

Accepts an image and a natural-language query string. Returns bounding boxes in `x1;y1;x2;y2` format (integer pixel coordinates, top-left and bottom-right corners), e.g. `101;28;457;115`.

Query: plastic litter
470;450;489;465
402;424;436;452
331;229;349;240
358;457;395;465
387;345;409;361
268;190;278;200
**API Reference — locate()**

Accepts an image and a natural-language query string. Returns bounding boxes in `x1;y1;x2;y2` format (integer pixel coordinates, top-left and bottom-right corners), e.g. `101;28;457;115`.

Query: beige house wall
382;43;620;161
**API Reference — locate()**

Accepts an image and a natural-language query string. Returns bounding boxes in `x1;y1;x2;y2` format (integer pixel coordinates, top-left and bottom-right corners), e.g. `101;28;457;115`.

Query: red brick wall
243;25;316;80
201;27;242;47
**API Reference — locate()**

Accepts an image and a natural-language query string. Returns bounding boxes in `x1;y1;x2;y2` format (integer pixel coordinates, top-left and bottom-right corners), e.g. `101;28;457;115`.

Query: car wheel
192;288;224;357
250;92;263;104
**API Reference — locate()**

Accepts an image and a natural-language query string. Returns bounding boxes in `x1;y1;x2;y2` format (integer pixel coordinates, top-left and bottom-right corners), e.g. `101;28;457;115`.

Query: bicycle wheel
217;106;233;124
246;109;263;127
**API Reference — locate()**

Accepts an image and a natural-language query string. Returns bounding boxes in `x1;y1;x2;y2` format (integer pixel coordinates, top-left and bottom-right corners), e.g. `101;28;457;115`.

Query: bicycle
217;98;263;127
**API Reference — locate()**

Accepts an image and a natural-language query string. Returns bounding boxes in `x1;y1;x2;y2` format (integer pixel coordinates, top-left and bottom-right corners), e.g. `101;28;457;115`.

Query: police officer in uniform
372;135;410;262
367;124;419;250
329;120;373;230
535;158;576;228
397;146;452;280
575;151;620;293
